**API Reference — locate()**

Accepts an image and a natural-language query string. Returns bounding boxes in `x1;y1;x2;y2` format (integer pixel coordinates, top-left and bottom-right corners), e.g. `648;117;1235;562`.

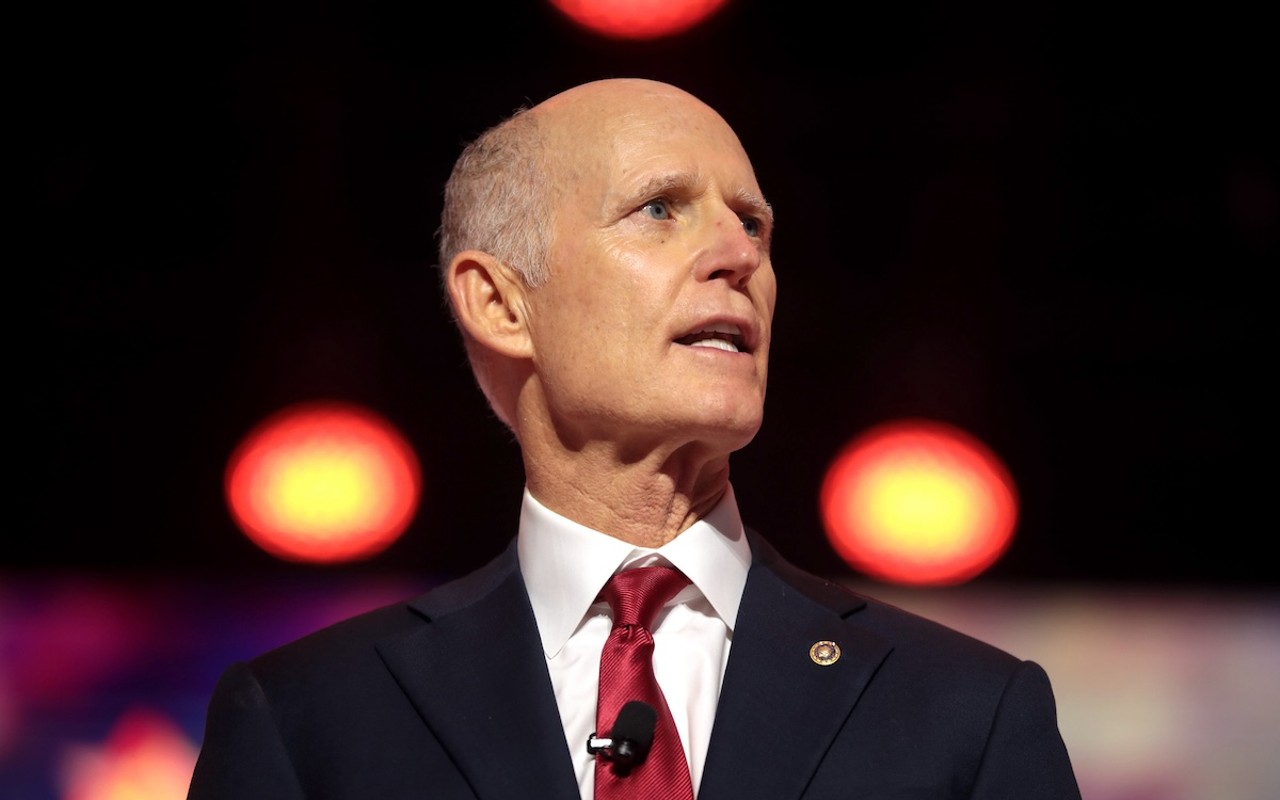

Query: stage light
820;419;1019;586
225;401;421;564
548;0;731;40
58;708;197;800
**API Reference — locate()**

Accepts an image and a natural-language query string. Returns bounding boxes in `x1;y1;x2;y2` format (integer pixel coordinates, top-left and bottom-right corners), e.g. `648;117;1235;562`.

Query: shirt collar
517;484;753;658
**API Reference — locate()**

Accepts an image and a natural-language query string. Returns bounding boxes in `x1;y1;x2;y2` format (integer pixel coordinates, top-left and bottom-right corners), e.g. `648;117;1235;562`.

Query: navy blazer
188;532;1081;799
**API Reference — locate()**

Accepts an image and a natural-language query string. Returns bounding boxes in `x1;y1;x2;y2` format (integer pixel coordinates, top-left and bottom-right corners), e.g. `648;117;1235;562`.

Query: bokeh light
58;708;198;800
225;401;422;563
548;0;731;40
819;419;1019;586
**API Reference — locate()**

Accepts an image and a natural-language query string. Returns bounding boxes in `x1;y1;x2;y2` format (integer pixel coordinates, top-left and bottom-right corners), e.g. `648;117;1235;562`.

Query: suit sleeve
187;662;307;800
970;660;1082;799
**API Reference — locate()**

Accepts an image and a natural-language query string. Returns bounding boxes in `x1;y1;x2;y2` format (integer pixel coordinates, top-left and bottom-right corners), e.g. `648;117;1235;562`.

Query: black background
26;0;1274;588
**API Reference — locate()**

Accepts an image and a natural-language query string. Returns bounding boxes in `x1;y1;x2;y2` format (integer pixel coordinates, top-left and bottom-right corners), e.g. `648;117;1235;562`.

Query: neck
523;441;731;548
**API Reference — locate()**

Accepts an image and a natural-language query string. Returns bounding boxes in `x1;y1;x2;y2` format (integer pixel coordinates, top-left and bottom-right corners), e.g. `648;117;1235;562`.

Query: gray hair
436;106;552;294
434;106;554;431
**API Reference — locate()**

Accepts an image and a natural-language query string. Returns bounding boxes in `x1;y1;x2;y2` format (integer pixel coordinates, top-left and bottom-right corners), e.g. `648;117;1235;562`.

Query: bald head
437;79;743;288
535;77;723;132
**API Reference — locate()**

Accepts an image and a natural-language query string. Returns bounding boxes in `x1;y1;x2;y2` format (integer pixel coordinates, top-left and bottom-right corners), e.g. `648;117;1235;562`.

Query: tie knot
600;566;691;629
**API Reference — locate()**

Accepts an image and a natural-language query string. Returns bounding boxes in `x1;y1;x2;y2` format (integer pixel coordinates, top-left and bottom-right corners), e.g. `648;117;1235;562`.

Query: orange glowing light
548;0;731;40
819;419;1019;586
59;708;198;800
225;401;422;563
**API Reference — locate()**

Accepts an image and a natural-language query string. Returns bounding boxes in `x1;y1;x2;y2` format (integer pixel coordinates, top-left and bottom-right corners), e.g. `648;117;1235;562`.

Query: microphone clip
587;732;644;769
587;700;657;770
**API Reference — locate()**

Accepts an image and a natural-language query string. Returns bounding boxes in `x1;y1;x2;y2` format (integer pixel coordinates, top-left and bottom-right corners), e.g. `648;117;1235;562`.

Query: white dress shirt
516;484;753;800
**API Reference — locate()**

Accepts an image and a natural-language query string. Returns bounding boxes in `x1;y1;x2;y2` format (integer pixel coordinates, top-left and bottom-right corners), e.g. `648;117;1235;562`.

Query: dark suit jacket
188;531;1081;799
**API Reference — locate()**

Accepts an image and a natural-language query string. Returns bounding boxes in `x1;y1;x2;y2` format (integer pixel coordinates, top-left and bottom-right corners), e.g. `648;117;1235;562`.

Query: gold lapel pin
809;640;841;666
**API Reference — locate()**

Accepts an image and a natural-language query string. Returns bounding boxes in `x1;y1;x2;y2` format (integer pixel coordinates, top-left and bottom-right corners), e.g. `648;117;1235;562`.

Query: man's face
522;84;777;456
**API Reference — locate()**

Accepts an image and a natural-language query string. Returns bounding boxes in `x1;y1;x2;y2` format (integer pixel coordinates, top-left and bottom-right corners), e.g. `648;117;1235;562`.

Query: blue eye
642;198;672;220
741;215;761;237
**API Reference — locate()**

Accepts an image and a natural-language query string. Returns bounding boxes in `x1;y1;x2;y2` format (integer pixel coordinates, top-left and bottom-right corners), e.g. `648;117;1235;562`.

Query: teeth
677;322;746;353
689;338;739;353
700;322;741;337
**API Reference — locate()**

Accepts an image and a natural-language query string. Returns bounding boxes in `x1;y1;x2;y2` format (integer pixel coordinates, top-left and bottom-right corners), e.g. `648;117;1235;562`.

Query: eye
641;198;672;221
740;215;761;237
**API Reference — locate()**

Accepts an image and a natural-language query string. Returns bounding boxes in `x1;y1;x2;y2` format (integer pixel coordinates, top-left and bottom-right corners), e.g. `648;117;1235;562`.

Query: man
187;78;1081;799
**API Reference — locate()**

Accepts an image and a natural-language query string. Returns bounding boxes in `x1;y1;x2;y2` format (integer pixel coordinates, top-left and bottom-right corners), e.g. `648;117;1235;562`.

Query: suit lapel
698;534;892;800
375;542;581;800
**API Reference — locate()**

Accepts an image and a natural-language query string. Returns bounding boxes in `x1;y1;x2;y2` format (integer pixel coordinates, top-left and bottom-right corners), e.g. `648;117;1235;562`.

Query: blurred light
548;0;731;40
225;401;422;563
0;580;168;763
819;419;1019;586
58;708;197;800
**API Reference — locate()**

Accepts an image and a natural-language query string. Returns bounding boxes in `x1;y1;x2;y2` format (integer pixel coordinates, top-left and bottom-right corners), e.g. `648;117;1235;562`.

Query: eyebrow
732;186;775;231
627;170;775;229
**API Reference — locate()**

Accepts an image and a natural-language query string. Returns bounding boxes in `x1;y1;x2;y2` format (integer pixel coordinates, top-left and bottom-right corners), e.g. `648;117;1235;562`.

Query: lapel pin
809;640;841;666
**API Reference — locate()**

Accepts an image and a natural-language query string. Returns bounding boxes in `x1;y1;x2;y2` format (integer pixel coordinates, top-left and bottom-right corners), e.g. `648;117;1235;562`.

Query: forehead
546;89;763;207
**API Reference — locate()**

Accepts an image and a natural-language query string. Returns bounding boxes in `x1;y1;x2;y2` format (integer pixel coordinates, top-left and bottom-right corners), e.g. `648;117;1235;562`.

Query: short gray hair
434;106;554;431
436;107;552;294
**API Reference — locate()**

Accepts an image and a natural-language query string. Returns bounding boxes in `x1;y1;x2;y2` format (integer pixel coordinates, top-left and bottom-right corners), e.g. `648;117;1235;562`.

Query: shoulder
246;540;522;684
747;528;1026;674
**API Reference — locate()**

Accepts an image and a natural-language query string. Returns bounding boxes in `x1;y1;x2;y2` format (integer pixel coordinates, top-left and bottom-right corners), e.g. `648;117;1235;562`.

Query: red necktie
594;566;696;800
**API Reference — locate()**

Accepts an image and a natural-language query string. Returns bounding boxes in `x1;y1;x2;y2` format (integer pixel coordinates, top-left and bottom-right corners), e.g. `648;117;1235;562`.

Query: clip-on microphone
587;700;657;769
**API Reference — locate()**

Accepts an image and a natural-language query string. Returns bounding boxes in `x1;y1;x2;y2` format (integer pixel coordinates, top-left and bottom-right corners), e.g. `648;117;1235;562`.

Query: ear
445;250;534;359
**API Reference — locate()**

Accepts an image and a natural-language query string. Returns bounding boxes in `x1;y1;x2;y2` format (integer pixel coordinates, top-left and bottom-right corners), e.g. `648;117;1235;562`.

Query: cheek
758;267;779;314
603;238;651;281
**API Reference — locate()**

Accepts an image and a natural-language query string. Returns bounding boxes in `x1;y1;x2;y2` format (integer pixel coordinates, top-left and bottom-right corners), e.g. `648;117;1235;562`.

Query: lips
675;321;750;354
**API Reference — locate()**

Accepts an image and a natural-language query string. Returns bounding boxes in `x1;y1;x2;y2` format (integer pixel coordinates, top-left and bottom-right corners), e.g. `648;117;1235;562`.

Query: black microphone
587;700;657;769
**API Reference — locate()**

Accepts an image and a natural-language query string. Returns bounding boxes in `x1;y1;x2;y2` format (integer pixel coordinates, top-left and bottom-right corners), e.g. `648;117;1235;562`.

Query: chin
689;407;764;452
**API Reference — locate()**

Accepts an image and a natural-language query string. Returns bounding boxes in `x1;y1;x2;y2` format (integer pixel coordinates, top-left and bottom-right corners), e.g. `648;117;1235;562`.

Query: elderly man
188;78;1081;799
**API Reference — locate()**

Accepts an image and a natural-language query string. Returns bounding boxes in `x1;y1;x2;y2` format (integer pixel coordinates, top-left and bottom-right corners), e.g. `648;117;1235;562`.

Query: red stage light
548;0;731;40
225;401;422;563
819;419;1019;586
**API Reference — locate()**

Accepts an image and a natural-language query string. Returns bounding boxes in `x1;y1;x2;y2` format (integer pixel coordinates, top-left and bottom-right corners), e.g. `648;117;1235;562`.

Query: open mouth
675;322;748;354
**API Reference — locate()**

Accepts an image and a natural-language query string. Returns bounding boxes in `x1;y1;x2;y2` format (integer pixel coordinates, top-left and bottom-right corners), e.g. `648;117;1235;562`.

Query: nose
693;204;764;288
